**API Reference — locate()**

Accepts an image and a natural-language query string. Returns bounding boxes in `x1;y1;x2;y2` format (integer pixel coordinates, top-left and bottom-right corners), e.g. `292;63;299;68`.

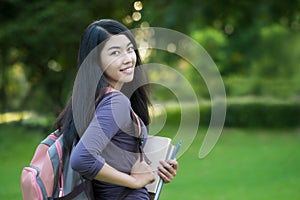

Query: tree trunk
0;50;8;119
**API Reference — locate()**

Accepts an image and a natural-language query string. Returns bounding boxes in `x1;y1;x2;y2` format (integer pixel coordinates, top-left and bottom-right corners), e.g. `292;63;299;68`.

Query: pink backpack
21;130;94;200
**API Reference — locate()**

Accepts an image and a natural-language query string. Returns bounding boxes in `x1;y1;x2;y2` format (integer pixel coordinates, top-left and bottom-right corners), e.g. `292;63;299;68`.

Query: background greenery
0;0;300;199
0;124;299;199
0;0;299;116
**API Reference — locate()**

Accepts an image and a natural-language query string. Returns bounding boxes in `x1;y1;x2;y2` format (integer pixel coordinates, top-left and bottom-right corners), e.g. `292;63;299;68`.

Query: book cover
144;136;175;194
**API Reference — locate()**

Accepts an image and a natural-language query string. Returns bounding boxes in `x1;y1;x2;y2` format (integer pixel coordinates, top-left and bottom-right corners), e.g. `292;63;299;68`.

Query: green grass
160;127;300;200
0;124;46;199
0;124;300;199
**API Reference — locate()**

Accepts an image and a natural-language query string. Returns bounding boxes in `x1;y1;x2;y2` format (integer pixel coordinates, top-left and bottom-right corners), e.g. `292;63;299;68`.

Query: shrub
225;99;300;128
164;98;300;128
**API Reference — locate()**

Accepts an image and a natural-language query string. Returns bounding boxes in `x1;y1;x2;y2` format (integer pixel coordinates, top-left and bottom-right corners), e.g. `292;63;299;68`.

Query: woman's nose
122;52;133;64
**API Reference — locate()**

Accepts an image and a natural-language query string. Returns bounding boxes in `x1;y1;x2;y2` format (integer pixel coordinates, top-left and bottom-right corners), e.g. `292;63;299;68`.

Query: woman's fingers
167;159;178;171
157;160;178;183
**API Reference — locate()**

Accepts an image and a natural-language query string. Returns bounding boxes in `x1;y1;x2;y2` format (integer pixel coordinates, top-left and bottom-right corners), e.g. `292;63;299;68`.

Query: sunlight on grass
0;111;32;124
0;111;55;128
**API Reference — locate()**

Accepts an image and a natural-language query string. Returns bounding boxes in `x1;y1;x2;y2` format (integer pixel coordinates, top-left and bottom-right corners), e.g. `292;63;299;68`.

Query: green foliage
221;23;300;99
0;0;300;128
191;27;228;72
163;98;300;128
225;98;300;128
250;24;299;78
0;0;135;113
6;63;30;109
225;75;300;99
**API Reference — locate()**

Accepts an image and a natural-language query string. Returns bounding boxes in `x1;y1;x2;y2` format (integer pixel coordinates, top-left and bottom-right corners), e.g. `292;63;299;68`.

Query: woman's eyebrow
107;42;133;51
107;46;120;51
127;42;133;47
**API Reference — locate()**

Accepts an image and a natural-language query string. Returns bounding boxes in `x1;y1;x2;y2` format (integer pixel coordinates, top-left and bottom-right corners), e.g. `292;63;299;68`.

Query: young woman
54;19;178;200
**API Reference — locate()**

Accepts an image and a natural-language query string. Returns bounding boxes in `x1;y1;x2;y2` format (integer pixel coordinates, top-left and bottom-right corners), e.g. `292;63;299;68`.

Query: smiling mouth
120;66;133;72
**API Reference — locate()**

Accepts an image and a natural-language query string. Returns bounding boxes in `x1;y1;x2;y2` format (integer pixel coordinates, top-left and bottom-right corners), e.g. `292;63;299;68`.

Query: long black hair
54;19;151;156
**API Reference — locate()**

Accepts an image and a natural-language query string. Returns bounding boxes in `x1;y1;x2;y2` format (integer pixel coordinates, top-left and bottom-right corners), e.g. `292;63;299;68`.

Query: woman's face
100;34;137;89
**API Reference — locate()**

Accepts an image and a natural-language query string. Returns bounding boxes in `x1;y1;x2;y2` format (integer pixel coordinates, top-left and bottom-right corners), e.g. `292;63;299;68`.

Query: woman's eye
111;51;120;56
127;47;134;52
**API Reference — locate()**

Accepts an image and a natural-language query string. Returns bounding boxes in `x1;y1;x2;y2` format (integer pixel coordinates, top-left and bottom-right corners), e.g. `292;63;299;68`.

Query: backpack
21;129;94;200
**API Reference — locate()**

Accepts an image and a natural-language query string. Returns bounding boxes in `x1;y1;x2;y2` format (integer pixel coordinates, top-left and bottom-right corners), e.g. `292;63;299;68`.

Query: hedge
165;99;300;128
4;99;299;130
224;100;300;128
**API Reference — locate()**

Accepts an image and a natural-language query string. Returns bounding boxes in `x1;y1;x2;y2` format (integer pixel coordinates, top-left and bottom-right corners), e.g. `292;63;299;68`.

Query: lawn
0;124;299;199
161;127;300;200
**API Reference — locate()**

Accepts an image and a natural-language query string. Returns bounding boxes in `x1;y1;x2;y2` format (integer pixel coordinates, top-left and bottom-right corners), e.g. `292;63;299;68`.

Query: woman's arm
94;160;155;189
71;136;156;189
71;92;155;188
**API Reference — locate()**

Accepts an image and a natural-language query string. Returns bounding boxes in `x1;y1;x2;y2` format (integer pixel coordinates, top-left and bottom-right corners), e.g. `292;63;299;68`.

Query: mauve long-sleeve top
70;91;149;200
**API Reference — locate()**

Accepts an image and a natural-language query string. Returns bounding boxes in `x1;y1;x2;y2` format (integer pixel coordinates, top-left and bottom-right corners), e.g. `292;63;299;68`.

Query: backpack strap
130;107;151;164
50;180;91;200
95;86;118;106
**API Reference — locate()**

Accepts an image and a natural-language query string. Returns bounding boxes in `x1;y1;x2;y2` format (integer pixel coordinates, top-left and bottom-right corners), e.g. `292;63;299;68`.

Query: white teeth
123;67;133;73
121;67;133;73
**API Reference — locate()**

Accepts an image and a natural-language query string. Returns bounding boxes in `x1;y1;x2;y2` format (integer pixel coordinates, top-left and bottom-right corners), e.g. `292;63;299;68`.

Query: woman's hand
157;159;178;183
130;160;155;188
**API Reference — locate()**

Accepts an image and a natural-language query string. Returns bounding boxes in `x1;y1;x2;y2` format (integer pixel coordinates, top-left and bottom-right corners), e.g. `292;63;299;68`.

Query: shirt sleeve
70;92;132;180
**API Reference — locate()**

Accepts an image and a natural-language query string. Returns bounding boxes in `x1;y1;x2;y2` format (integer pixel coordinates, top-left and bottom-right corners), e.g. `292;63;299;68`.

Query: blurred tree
0;0;299;115
141;0;300;99
142;0;300;73
0;0;136;114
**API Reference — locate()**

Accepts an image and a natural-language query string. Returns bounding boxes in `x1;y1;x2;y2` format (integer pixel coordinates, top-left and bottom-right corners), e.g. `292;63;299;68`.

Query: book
143;136;176;194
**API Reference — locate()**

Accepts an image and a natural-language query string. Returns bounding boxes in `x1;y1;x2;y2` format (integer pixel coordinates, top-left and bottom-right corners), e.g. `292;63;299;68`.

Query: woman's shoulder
95;90;132;127
98;90;130;108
